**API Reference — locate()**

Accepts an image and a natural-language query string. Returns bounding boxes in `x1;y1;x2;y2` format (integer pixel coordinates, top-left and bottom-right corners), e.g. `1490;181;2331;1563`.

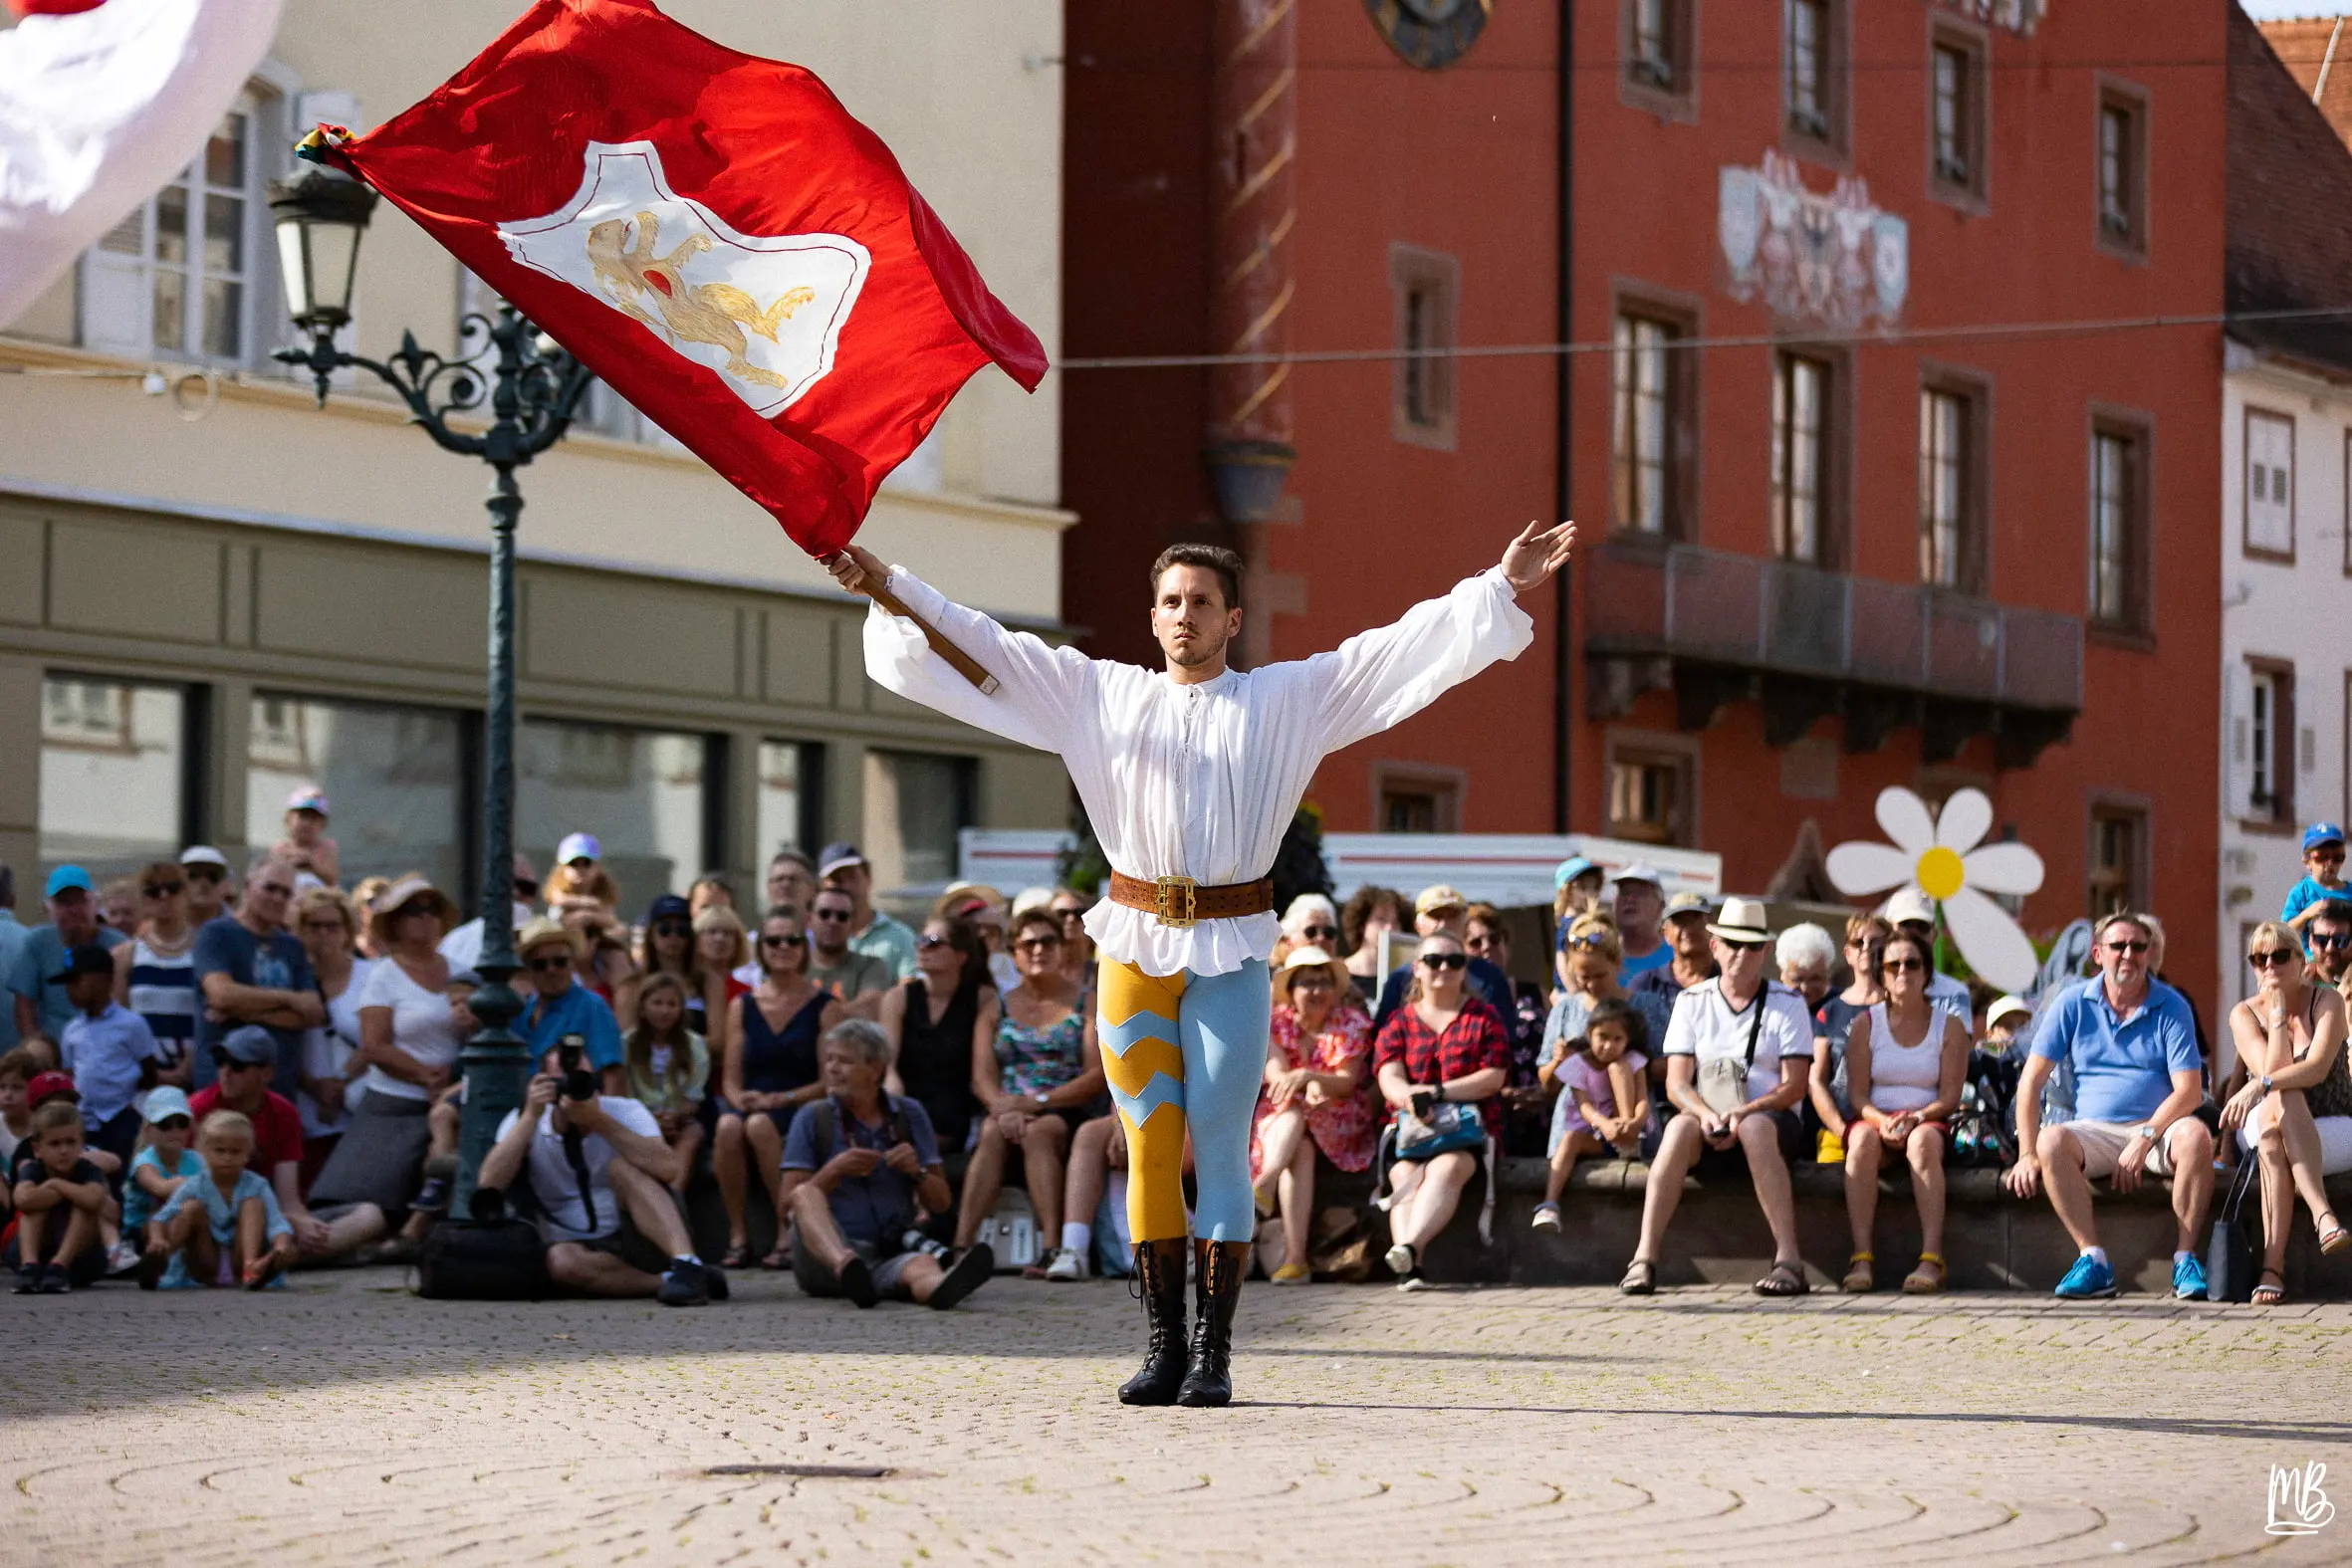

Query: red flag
318;0;1047;559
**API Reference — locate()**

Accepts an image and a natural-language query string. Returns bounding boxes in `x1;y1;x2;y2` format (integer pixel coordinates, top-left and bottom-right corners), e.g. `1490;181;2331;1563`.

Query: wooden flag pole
827;556;1001;695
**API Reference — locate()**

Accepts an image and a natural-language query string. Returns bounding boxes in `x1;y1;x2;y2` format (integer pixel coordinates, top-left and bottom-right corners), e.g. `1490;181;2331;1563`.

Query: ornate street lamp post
269;160;595;1209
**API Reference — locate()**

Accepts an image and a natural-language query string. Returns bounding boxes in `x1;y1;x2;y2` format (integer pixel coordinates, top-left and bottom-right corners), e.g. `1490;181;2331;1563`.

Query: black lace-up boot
1117;1237;1191;1406
1176;1238;1251;1408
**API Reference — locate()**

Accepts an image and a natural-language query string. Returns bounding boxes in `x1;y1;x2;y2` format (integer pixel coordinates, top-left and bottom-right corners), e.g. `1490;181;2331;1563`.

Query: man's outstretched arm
1307;520;1576;756
830;545;1091;753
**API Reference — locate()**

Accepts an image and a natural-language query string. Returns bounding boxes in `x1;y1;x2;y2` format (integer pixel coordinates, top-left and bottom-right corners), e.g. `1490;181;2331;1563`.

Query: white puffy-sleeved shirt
862;564;1535;980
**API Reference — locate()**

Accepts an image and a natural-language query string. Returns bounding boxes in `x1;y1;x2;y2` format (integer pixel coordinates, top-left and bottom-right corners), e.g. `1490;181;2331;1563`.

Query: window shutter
2246;411;2295;556
2227;661;2256;820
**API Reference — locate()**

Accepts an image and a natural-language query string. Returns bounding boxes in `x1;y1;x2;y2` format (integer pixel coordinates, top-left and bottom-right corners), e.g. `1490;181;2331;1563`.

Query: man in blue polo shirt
514;918;623;1092
8;867;128;1054
2004;910;2212;1300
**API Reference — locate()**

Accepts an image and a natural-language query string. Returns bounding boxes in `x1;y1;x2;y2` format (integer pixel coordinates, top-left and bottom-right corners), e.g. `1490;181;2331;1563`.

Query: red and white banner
320;0;1048;560
0;0;284;329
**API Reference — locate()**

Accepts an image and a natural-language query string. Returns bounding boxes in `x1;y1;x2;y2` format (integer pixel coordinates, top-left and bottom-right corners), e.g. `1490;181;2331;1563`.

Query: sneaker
657;1257;711;1307
702;1263;730;1303
1043;1246;1087;1282
9;1266;36;1295
1530;1203;1562;1232
412;1175;453;1217
926;1242;994;1310
1383;1241;1417;1278
2173;1252;2210;1301
835;1252;879;1309
36;1263;72;1294
2054;1253;2117;1299
107;1239;142;1278
1395;1270;1430;1293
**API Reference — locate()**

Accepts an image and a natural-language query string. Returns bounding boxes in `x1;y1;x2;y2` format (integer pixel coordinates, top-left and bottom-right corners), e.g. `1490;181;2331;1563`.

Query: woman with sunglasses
691;905;753;1058
112;861;198;1088
1839;929;1971;1294
290;887;371;1186
619;894;727;1048
1808;915;1891;1163
1536;914;1671;1102
880;917;993;1161
2222;921;2352;1305
714;907;841;1269
1373;931;1510;1290
955;909;1106;1278
1274;893;1342;969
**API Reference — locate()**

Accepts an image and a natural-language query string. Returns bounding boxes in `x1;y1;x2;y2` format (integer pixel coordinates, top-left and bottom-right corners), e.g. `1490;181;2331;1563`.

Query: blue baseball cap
1553;855;1599;890
43;865;93;898
2306;823;2346;855
556;832;600;865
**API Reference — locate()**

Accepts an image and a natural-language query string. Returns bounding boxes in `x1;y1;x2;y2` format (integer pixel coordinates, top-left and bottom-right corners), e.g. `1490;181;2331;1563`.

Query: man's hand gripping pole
823;547;1000;695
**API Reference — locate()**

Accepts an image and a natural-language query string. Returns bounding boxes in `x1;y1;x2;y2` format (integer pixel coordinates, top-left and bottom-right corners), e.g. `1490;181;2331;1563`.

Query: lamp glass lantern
269;166;378;335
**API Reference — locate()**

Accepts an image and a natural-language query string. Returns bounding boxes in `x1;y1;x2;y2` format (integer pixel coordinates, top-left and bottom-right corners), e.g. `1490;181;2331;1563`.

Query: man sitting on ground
477;1042;722;1306
192;1026;382;1264
2004;910;2212;1300
783;1018;994;1309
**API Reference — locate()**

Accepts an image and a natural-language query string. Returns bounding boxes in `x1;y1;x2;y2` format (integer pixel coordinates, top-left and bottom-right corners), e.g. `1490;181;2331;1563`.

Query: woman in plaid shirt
1373;931;1511;1290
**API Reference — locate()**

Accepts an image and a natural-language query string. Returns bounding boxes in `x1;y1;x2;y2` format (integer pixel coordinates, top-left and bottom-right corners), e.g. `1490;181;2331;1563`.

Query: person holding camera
1372;930;1510;1292
476;1035;722;1307
782;1018;994;1308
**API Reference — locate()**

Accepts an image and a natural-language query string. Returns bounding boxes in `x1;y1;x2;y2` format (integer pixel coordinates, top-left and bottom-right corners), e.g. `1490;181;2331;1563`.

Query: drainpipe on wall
1202;0;1297;549
1551;0;1575;834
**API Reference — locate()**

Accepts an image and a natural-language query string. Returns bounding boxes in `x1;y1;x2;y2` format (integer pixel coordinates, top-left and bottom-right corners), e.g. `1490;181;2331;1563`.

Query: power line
1055;305;2352;371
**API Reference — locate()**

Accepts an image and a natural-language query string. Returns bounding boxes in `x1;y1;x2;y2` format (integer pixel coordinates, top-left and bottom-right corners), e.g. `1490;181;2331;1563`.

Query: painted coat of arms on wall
1719;150;1908;332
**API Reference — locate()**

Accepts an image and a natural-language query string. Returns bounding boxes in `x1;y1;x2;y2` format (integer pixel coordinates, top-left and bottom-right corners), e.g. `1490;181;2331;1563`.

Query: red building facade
1062;0;2222;987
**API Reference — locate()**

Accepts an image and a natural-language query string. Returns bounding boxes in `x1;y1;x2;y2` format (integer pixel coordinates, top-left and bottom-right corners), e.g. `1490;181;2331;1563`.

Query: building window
1390;246;1459;450
1612;313;1678;535
1928;27;1988;203
246;694;466;895
1784;0;1840;147
2243;407;2295;561
2242;661;2296;826
40;677;191;882
2088;421;2147;632
2096;85;2148;256
863;751;976;894
521;720;713;906
2087;801;2147;919
1623;0;1694;109
755;738;823;864
1371;764;1464;833
1771;351;1831;564
82;98;274;362
1605;740;1695;847
1918;382;1984;589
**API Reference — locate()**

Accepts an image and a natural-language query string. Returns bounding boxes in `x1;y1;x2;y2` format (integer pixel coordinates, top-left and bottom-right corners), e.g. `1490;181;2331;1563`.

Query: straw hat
1705;896;1773;945
516;915;583;960
366;875;456;950
1275;944;1351;1001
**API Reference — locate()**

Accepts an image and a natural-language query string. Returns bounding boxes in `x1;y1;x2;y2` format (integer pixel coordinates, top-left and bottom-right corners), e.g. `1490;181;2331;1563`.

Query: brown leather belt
1106;871;1275;929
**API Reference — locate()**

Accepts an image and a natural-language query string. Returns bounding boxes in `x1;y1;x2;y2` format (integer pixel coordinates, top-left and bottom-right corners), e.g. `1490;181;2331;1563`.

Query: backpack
414;1218;551;1300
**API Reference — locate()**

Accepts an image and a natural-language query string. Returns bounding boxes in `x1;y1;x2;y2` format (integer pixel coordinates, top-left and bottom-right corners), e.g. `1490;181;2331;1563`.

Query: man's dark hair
2315;899;2352;930
1149;544;1244;610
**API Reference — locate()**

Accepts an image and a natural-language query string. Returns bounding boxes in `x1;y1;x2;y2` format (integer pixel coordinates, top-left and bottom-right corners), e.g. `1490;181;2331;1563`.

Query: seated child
9;1100;111;1291
622;972;710;1195
1530;1000;1652;1232
405;968;481;1226
147;1109;297;1290
23;1068;132;1271
123;1086;202;1254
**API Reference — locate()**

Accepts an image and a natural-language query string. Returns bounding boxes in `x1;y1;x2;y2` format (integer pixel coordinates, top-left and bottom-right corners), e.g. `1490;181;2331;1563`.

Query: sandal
759;1245;790;1271
720;1241;752;1269
2253;1267;2286;1306
1902;1252;1947;1295
1619;1258;1657;1296
2319;1214;2350;1256
1841;1251;1875;1293
1755;1260;1809;1297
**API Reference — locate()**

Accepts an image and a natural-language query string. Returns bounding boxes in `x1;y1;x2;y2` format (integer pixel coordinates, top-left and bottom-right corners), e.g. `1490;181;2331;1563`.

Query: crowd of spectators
5;788;2352;1308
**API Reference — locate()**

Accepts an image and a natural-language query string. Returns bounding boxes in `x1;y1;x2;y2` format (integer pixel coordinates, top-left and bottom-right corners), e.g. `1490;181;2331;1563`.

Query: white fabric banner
0;0;285;330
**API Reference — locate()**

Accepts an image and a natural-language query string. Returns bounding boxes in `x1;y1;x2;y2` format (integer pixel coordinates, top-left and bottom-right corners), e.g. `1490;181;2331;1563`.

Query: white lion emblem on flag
498;140;870;416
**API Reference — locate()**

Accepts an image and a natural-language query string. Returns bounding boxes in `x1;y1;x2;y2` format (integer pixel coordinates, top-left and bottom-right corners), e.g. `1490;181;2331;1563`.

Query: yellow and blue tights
1095;955;1272;1243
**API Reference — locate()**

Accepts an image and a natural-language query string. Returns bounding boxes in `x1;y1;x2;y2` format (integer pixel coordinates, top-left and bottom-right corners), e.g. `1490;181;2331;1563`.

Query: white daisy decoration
1824;785;2046;993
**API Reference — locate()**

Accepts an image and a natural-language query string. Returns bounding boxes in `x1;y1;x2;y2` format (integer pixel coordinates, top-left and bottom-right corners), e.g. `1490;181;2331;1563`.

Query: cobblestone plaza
4;1271;2347;1566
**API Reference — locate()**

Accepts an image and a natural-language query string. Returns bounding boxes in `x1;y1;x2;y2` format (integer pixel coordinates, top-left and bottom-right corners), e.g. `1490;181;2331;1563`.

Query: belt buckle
1152;875;1198;929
